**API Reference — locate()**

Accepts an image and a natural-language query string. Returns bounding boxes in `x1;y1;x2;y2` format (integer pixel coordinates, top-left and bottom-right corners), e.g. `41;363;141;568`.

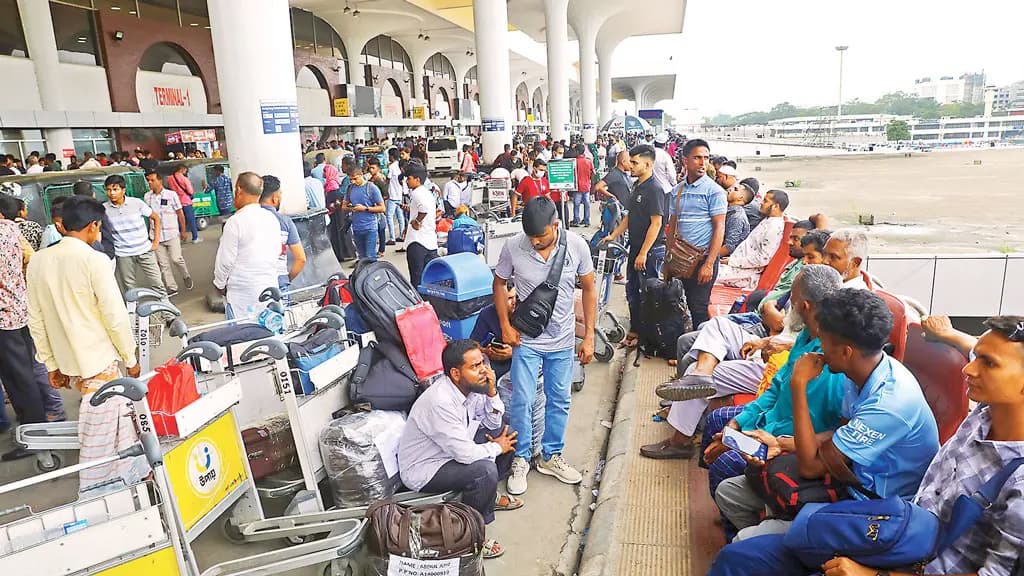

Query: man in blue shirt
210;165;234;216
714;288;939;542
666;139;727;327
470;284;516;379
259;176;306;292
343;165;385;261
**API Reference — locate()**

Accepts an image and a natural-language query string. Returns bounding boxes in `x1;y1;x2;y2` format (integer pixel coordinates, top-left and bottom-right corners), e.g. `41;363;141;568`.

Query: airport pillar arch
597;41;617;126
576;19;599;144
544;0;571;142
16;0;75;157
412;56;428;137
472;0;513;162
208;0;305;214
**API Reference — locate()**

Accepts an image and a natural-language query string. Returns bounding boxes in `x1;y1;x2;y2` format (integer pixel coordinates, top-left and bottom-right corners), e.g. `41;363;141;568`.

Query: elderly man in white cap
652;132;678;195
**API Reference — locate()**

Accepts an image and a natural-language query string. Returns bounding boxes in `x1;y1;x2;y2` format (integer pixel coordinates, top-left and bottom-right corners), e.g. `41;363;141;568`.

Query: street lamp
834;45;848;144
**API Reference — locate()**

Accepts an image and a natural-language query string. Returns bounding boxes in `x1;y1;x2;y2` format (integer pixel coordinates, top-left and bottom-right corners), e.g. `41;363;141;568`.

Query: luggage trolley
591;240;628;362
485;176;512;218
1;366;367;576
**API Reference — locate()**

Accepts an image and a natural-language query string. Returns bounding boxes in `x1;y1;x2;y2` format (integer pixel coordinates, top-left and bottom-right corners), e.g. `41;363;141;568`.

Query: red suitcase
241;416;298;480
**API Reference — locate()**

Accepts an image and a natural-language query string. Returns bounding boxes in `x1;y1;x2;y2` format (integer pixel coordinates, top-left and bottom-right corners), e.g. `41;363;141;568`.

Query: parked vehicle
426;135;473;174
0;167;146;226
156;159;233;230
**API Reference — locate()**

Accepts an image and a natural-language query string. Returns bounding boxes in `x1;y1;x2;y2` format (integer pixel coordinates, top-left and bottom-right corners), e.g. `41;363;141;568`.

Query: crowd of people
0;127;1020;574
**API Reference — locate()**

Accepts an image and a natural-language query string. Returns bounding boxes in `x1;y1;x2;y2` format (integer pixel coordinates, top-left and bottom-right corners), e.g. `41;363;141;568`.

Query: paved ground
0;211;625;576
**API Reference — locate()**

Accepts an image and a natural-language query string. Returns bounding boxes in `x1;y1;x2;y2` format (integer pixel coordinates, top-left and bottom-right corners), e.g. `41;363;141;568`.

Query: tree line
707;92;987;126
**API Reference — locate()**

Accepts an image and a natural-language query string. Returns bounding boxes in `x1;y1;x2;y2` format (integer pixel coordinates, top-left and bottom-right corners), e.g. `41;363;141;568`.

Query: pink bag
395;303;446;380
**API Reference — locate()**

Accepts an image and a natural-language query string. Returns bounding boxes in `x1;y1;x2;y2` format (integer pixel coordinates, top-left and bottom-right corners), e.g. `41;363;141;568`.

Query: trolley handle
124;287;163;303
168;318;189;339
319;304;345;317
136;300;181;319
259;286;283;303
305;311;343;331
90;377;150;406
176;341;224;363
240;338;289;362
601;240;627;254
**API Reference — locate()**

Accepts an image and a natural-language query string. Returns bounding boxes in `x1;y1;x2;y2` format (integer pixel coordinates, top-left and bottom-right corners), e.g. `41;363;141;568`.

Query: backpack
349;340;420;411
447;227;484;255
321;274;352;307
348;259;423;344
634;277;692;363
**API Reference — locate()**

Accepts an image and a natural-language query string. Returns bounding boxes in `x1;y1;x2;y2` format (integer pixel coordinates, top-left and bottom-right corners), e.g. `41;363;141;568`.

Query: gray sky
611;0;1024;117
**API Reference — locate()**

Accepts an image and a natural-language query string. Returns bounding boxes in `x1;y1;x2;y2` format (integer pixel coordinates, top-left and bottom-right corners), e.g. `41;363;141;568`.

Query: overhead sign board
412;106;427;120
547;159;577;191
333;98;350;117
482;118;506;132
638;109;664;121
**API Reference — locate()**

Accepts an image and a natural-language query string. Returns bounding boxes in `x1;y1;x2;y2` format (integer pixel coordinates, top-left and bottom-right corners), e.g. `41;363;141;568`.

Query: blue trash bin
419;253;494;340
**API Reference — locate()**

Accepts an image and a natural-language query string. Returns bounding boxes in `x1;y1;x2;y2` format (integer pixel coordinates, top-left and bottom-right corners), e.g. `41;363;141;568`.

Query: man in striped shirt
102;174;165;296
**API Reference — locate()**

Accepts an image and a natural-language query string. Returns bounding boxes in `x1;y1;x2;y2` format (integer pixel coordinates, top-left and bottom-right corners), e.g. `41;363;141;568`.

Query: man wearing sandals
398;339;521;559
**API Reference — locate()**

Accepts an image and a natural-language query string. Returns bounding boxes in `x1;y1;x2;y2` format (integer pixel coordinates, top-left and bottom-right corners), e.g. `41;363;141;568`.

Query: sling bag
663;184;708;279
511;229;568;338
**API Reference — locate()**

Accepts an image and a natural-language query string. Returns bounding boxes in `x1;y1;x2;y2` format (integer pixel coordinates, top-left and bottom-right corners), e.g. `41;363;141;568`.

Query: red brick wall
95;11;220;114
294;49;347;102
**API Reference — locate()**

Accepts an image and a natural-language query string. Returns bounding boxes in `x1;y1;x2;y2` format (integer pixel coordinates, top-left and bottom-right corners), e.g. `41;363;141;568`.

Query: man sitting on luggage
709;315;1024;576
398;339;522;560
714;190;790;289
470;283;516;379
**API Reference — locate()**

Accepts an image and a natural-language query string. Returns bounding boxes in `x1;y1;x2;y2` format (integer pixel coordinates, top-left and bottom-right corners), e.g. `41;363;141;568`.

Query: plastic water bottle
257;307;285;334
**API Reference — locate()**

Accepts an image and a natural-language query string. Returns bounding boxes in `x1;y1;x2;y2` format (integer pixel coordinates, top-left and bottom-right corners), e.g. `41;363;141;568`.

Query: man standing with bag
492;198;597;496
665;139;727;327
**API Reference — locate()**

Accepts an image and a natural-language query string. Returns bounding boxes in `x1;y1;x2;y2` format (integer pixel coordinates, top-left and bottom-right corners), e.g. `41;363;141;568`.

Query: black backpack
349;340;420;411
634;277;692;364
348;259;422;345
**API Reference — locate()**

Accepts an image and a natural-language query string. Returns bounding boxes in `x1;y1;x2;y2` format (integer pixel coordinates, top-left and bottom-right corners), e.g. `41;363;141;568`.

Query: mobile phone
481;332;496;347
722;428;769;461
490;341;509;349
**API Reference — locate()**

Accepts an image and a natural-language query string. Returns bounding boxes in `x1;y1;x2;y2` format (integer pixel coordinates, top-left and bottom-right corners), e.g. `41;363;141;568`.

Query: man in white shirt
823;229;878;290
385;148;406;244
143;171;192;297
398;339;520;559
402;163;439;288
25;155;44;174
715;190;790;289
652;132;678;195
213;172;281;319
80;152;101;169
443;172;468;218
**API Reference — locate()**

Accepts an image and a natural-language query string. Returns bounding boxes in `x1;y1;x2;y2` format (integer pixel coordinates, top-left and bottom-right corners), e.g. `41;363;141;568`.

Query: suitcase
241;416;298;481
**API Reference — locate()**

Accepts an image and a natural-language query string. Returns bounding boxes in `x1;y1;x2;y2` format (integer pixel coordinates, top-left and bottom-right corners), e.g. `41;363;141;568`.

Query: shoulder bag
365;500;485;560
511;229;568;338
784;457;1024;571
663;184;707;279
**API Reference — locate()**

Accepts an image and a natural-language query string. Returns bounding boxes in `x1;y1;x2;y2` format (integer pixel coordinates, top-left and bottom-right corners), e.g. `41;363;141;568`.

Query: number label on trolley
138;411;152;434
278;369;294;397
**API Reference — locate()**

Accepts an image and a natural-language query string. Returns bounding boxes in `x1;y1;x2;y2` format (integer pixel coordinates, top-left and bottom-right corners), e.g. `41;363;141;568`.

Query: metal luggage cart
125;287;182;373
485;176;512;218
591;240;628;361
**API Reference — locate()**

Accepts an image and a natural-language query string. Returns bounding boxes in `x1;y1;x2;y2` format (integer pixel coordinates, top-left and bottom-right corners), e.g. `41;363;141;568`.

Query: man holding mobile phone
471;283;517;379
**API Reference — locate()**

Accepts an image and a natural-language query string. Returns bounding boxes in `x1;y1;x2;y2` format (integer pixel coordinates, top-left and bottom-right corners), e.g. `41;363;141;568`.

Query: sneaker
184;276;195;290
386;240;396;246
507;456;529;495
192;238;204;244
167;289;179;298
536;454;583;485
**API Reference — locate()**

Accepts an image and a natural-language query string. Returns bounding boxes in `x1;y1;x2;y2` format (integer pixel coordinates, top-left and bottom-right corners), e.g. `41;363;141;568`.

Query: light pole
834;45;848;145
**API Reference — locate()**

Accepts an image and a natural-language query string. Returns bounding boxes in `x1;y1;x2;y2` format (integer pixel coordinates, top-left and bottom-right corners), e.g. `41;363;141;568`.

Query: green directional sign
547;159;577;191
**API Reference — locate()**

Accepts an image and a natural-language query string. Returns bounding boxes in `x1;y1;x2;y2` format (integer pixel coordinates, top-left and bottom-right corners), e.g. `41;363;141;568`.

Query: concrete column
17;0;75;157
473;0;513;162
577;21;598;143
208;0;305;214
598;43;616;126
544;0;570;142
413;62;428;137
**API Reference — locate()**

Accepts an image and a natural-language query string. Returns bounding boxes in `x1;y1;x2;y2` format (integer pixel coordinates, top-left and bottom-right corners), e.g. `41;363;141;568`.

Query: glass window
0;0;28;57
178;0;208;29
50;2;101;66
290;8;315;52
139;42;196;75
313;17;334;57
330;29;347;60
72;128;115;158
138;0;180;26
362;36;380;66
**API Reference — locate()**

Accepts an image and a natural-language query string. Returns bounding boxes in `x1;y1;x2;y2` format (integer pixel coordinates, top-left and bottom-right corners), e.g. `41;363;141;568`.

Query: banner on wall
136;70;208;114
333;98;351;117
412;106;426;120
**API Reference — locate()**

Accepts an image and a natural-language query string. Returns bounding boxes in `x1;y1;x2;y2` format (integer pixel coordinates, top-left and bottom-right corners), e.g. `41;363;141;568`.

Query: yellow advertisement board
164;412;248;530
527;113;535;123
333;98;351;117
412;106;426;120
97;546;180;575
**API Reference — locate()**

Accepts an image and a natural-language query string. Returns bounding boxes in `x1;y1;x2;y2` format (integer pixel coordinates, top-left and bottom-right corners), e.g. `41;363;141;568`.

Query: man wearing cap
492;197;597;496
722;180;753;257
652;132;678;195
715;161;739;192
740;178;765;229
402;163;438;288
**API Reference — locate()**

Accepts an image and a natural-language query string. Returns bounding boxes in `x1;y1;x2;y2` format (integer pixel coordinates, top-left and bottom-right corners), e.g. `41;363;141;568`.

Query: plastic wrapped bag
148;359;199;437
319;411;406;509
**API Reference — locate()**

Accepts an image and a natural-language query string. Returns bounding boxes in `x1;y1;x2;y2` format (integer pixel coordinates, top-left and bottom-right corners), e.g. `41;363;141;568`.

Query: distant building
914;72;986;105
765;114;1024;145
986;80;1024;114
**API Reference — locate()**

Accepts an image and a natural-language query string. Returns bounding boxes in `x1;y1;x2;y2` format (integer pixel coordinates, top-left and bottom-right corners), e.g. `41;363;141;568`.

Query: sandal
495;493;524;511
482;538;505;559
667;358;677;367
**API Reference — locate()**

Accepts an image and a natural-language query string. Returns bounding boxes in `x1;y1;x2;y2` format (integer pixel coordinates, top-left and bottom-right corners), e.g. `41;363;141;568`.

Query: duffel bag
189;323;274;367
288;327;343;394
350;340;419;411
241;415;298;481
365;500;485;576
423;293;492;321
